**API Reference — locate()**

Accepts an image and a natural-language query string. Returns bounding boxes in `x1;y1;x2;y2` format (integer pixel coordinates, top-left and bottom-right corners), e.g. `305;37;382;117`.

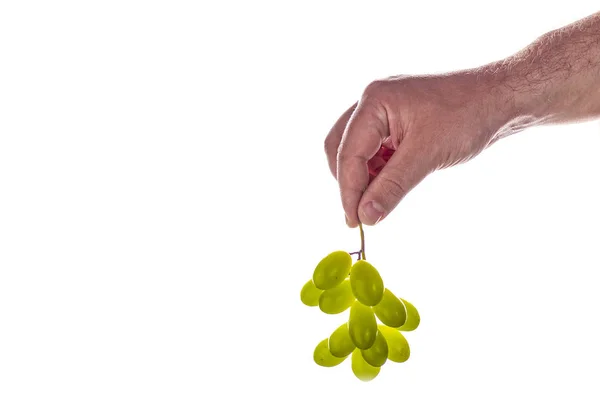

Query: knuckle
337;151;367;165
363;79;387;98
378;174;407;201
361;80;393;120
336;151;350;165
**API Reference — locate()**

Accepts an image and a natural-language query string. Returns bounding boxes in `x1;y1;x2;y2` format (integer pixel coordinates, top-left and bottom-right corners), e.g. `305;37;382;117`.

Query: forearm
471;13;600;141
488;12;600;132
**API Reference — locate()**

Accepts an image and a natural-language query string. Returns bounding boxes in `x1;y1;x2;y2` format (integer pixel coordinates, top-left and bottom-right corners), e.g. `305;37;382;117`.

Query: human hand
325;72;515;227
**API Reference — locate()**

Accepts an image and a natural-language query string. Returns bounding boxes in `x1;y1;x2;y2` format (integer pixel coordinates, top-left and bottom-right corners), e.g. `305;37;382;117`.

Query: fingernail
345;214;350;226
362;201;385;225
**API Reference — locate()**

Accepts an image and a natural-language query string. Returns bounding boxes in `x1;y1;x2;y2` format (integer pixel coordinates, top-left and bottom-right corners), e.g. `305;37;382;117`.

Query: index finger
337;100;389;227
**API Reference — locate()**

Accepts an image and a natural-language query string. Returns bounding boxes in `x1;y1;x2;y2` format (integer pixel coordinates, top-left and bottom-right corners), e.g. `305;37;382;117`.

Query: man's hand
325;11;600;228
325;73;514;227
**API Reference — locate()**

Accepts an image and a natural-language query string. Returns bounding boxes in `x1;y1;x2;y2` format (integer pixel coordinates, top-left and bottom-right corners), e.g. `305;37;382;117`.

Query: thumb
358;140;432;225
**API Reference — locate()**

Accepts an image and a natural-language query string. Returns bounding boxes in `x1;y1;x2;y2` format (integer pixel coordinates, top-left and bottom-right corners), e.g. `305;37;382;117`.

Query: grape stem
348;224;366;261
349;250;362;259
359;223;366;260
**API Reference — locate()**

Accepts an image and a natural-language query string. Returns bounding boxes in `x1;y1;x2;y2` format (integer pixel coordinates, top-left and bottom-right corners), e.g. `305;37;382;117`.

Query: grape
351;348;380;381
379;325;410;362
328;323;355;358
361;329;388;367
313;250;352;290
304;230;419;379
314;338;347;367
318;280;354;314
349;260;384;306
373;288;407;328
348;301;377;349
300;279;323;307
398;298;420;331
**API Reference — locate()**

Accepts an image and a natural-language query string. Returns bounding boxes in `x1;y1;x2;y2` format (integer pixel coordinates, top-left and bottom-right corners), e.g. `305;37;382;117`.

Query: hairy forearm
479;12;600;137
503;12;600;126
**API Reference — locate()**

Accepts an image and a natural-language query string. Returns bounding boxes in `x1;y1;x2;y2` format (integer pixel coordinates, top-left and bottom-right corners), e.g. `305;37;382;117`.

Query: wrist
468;59;549;141
451;65;534;142
496;55;555;127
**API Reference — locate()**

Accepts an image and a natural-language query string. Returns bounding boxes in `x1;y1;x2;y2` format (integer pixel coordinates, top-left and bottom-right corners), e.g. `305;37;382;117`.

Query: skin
325;11;600;227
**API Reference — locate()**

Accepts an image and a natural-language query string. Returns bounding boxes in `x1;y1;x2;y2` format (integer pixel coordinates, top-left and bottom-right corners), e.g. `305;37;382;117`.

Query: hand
325;72;515;227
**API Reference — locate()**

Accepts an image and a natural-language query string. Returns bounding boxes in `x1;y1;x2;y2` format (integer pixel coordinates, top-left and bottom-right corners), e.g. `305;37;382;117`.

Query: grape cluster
300;249;420;381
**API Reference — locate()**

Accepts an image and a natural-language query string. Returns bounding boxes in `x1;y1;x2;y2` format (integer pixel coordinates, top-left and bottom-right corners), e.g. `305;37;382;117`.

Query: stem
359;223;366;261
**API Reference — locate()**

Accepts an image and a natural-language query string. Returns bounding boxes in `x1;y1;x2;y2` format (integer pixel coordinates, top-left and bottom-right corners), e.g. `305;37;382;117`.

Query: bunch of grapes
300;225;420;381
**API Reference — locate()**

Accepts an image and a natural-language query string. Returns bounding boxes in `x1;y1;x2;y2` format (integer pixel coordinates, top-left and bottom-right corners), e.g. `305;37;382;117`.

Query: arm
500;11;600;127
479;11;600;143
324;11;600;227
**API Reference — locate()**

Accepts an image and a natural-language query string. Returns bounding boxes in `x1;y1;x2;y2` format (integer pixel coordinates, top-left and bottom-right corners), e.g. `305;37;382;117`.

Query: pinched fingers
336;100;389;227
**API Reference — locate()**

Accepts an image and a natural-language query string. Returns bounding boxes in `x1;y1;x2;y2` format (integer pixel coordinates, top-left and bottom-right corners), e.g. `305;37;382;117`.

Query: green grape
349;260;384;306
348;301;377;349
328;323;355;358
379;325;410;362
398;298;420;331
313;250;352;290
314;338;347;367
300;279;323;307
318;280;354;314
351;348;380;381
373;288;407;328
361;329;388;367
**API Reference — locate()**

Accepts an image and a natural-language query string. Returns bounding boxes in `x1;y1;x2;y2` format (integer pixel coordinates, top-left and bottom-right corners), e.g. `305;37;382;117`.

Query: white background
1;1;600;399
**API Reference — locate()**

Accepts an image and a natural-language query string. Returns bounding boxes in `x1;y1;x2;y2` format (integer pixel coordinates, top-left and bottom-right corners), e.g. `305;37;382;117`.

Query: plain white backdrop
1;1;600;399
